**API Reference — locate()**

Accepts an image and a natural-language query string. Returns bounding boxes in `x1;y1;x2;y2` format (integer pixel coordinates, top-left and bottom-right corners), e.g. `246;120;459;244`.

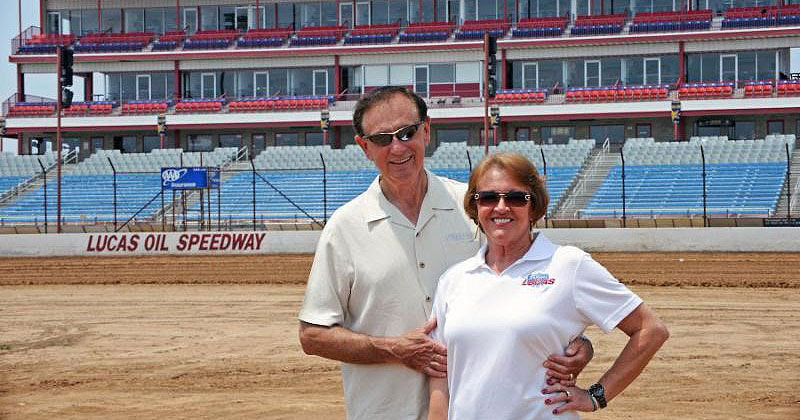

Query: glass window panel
522;63;538;89
408;0;419;23
373;0;389;24
219;134;242;148
687;54;702;82
67;10;81;36
62;137;81;154
107;73;121;101
291;68;314;95
81;10;97;35
661;55;679;84
577;0;589;16
220;6;236;30
636;124;652;138
767;121;784;134
297;3;321;28
702;53;720;82
738;51;756;81
477;0;497;20
585;61;601;87
643;58;660;84
558;0;571;16
313;70;328;95
430;63;455;83
121;136;138;153
221;71;235;98
278;3;294;28
602;58;621;86
165;8;177;32
456;62;480;83
183;7;198;33
515;127;530;141
102;9;122;33
252;134;266;156
151;73;166;100
92;137;105;151
188;135;214;152
721;55;737;82
265;4;276;28
254;72;268;97
306;132;324;146
436;129;470;143
270;69;288;95
733;121;755;140
125;9;145;32
145;8;165;34
201;73;216;98
322;2;338;26
166;74;175;100
137;75;151;100
756;51;776;80
538;60;562;90
624;58;643;85
390;64;413;85
464;0;476;20
566;60;583;88
121;73;136;100
590;125;625;144
142;136;161;153
422;0;434;22
653;0;674;12
364;65;389;86
201;6;219;30
541;126;575;144
436;0;448;22
275;133;300;146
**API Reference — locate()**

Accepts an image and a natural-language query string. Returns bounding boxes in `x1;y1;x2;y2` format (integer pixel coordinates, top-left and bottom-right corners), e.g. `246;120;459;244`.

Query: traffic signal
157;114;167;135
487;36;498;98
671;101;681;123
59;46;73;87
490;104;500;127
61;87;73;108
320;109;330;131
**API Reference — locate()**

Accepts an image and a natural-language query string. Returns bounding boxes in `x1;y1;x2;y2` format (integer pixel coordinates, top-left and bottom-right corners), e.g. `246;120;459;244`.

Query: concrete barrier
0;227;798;257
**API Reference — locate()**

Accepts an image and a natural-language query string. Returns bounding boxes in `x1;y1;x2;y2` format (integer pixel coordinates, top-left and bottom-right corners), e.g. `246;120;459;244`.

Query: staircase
774;148;800;216
554;141;621;219
0;150;78;210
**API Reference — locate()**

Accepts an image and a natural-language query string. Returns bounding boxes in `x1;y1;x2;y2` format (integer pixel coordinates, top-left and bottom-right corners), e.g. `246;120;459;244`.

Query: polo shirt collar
362;169;455;224
463;233;559;272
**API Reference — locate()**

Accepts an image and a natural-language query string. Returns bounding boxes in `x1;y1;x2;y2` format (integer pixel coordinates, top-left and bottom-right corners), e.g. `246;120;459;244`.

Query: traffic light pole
483;33;490;155
56;48;63;233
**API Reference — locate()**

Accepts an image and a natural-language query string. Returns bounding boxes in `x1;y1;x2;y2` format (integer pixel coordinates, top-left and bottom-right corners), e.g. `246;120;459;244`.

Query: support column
678;41;685;85
334;55;341;96
174;129;181;148
18;133;24;155
85;73;93;101
501;48;508;89
174;61;181;100
17;64;24;101
176;0;181;30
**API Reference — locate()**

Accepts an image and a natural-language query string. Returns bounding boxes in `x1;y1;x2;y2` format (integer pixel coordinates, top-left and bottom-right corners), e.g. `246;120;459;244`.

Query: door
254;72;269;97
236;6;250;29
585;60;601;87
340;3;354;27
522;63;539;89
721;54;737;83
415;65;429;97
201;73;217;98
356;2;371;26
313;70;328;96
136;75;151;100
183;8;198;34
47;12;61;34
644;58;661;85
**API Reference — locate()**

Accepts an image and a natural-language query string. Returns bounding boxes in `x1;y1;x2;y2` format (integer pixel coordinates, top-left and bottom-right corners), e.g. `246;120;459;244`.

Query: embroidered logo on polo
522;272;556;287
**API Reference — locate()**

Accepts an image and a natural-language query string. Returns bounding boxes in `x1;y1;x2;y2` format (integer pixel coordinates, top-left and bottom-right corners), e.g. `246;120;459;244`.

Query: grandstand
1;0;800;229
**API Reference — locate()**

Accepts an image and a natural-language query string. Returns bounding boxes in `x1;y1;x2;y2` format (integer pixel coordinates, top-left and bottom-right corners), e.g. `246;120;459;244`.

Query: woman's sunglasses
473;191;533;207
362;121;424;146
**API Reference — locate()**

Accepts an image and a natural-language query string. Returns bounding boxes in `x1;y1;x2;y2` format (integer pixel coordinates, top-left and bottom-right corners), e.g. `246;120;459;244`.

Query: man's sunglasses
362;121;424;146
473;191;533;207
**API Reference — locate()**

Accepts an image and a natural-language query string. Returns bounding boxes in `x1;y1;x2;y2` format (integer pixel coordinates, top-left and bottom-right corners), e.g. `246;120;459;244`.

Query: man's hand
544;336;593;386
385;318;448;377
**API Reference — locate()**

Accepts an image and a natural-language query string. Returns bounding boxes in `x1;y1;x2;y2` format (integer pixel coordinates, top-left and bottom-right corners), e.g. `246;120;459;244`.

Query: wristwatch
588;383;607;409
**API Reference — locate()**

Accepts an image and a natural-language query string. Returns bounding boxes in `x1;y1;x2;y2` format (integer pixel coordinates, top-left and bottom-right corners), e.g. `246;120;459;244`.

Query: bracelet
587;390;598;412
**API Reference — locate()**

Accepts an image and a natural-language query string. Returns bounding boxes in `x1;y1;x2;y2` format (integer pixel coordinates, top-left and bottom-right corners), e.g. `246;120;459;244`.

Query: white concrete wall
0;227;798;257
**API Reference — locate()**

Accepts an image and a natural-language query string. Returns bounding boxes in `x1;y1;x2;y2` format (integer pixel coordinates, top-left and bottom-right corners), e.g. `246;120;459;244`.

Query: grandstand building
1;0;799;228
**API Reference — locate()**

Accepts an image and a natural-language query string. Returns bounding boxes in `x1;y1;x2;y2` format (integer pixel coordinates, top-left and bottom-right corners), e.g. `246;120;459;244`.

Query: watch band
589;383;607;409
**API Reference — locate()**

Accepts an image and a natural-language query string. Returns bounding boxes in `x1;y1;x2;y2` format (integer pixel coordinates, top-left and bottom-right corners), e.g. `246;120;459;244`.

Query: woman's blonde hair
463;152;549;227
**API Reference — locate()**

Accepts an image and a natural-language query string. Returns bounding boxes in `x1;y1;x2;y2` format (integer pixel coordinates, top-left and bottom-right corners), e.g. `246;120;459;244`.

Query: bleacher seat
184;30;238;50
512;17;568;38
228;96;332;112
565;85;668;102
678;82;734;99
630;10;712;33
291;26;347;46
238;27;292;48
743;81;773;97
777;80;800;96
722;5;800;29
16;34;75;54
175;99;224;113
571;14;625;36
455;19;511;40
7;102;56;117
121;101;169;115
399;22;453;43
74;32;154;53
344;24;399;44
492;89;547;104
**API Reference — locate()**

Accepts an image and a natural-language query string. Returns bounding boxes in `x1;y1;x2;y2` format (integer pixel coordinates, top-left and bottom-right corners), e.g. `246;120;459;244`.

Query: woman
428;152;668;419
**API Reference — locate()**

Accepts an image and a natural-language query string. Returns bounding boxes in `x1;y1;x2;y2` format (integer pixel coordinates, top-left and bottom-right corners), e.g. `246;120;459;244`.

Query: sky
1;1;800;153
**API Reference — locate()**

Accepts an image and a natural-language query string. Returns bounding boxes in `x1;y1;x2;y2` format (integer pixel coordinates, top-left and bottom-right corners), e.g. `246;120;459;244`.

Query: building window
541;126;574;144
767;120;784;135
92;137;105;152
733;121;755;140
188;135;214;152
143;136;161;153
590;125;625;144
515;127;530;142
252;134;266;156
636;124;652;138
436;129;470;143
119;136;138;153
306;132;324;146
219;134;242;149
275;133;300;146
125;9;145;33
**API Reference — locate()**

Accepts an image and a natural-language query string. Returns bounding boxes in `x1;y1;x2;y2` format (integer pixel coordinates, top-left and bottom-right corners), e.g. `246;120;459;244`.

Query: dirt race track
1;252;799;420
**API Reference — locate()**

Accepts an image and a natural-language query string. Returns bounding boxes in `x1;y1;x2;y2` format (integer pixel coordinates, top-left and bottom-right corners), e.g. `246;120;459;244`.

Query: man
298;86;591;420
